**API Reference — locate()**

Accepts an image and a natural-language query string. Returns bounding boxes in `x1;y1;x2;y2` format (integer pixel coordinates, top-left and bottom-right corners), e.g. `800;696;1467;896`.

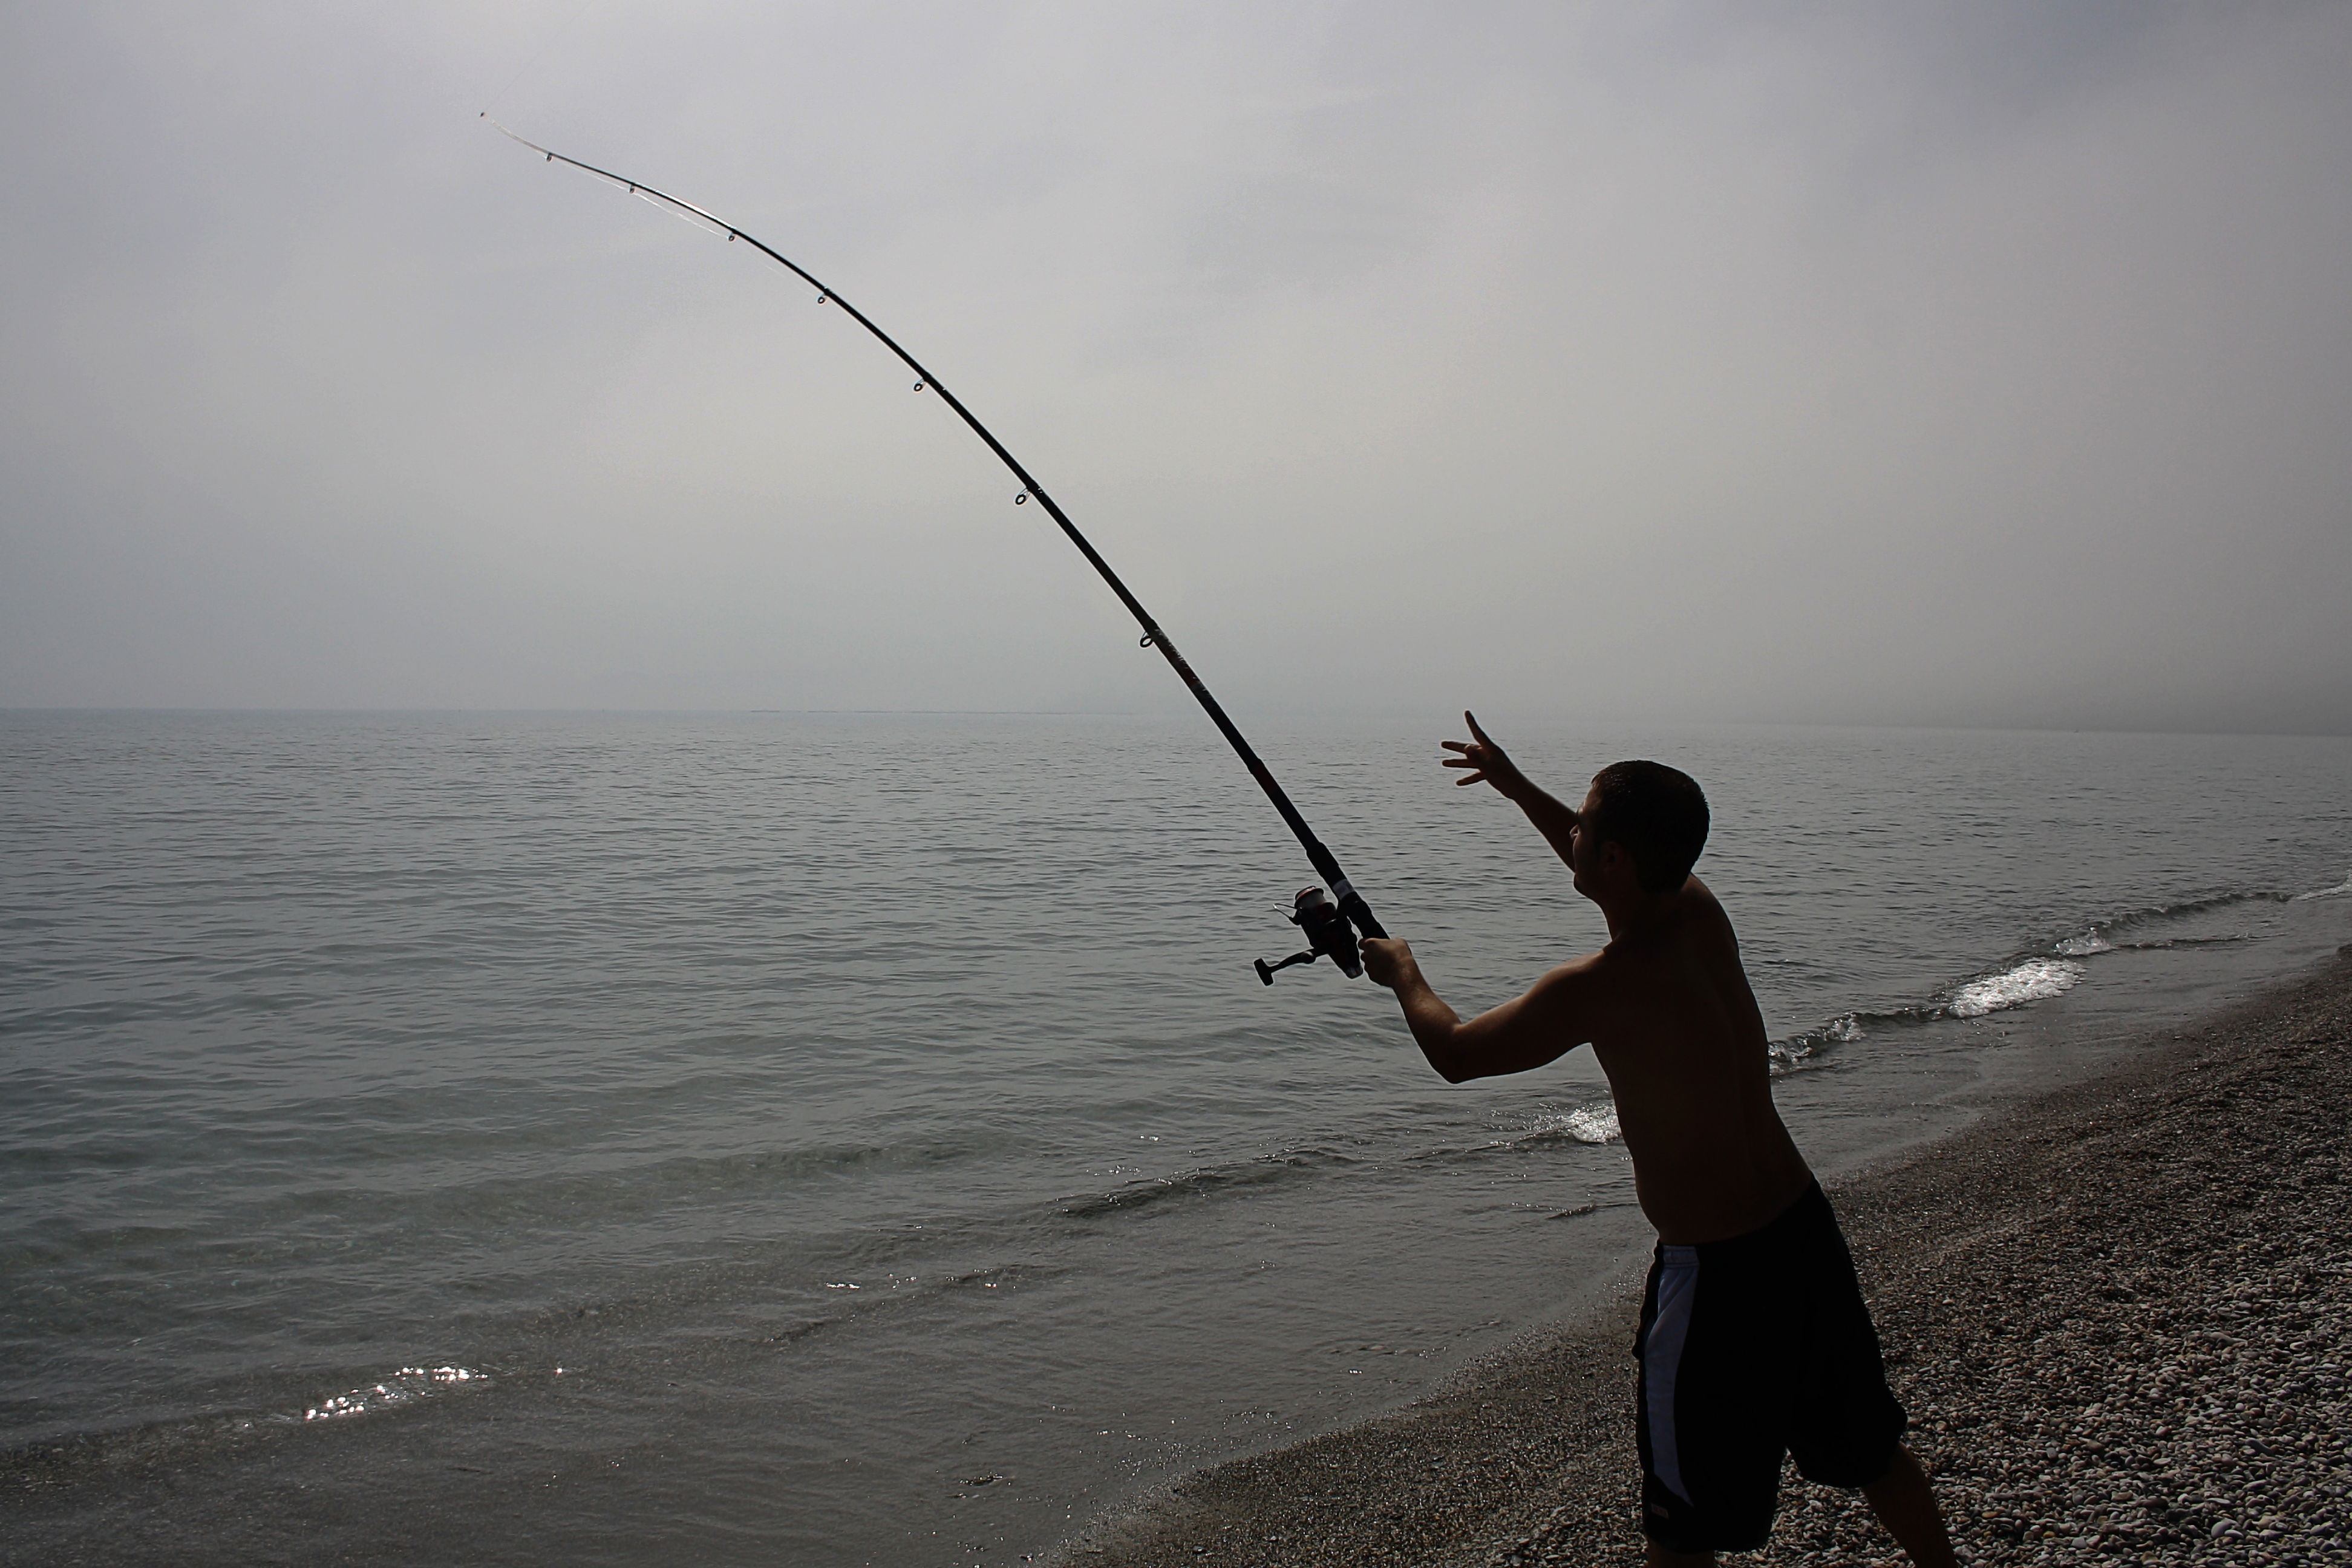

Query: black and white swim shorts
1633;1180;1907;1555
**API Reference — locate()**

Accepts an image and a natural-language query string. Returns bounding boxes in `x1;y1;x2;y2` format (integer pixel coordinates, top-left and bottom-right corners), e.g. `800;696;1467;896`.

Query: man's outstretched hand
1441;711;1532;800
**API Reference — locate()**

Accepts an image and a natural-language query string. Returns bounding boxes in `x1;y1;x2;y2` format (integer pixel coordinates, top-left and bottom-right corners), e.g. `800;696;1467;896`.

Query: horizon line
3;705;2347;741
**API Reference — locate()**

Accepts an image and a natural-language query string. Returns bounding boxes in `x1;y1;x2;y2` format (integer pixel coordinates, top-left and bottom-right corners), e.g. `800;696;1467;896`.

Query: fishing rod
488;117;1384;985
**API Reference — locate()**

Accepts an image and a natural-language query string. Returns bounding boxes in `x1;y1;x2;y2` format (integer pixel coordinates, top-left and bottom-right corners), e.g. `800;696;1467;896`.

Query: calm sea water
2;710;2347;1566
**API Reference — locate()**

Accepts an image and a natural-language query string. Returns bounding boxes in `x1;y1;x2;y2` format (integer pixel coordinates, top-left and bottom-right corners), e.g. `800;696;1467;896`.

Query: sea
2;710;2347;1566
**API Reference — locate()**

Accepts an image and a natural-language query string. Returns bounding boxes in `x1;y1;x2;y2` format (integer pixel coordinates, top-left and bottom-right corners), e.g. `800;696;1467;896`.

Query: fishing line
488;118;1385;984
479;5;584;119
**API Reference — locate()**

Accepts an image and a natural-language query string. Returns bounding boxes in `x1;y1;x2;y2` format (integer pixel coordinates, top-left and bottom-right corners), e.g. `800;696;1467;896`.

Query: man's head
1574;761;1709;895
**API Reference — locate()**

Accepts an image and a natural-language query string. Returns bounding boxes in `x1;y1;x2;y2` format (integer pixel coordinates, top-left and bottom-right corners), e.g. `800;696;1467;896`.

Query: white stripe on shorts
1645;1244;1701;1504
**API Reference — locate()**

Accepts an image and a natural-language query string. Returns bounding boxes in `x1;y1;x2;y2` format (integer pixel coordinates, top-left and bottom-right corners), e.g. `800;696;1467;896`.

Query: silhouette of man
1358;714;1956;1567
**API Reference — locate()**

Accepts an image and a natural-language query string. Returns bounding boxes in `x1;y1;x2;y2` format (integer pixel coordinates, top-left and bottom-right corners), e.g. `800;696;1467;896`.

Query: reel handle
1255;952;1317;985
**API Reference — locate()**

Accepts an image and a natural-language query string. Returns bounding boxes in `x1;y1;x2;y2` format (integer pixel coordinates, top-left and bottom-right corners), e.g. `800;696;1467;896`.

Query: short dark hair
1584;761;1709;892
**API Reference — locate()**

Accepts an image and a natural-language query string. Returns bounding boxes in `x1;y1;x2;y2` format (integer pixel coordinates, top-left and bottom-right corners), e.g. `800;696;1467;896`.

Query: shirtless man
1357;714;1957;1567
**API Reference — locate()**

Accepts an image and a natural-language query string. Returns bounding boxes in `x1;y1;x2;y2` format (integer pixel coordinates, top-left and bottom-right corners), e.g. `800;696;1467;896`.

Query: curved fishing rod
488;117;1385;982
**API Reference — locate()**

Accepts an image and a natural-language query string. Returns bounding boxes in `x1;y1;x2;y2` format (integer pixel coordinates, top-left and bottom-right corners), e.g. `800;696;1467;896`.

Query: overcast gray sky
3;1;2346;731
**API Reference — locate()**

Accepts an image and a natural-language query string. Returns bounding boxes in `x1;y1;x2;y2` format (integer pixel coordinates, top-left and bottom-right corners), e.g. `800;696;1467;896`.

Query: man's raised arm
1443;712;1580;874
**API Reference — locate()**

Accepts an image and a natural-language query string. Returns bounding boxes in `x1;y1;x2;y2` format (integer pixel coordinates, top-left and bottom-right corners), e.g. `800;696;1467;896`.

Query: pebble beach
1063;947;2352;1567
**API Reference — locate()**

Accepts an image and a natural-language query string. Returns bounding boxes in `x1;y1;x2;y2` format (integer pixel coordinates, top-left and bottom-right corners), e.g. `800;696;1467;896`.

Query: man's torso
1573;879;1812;1243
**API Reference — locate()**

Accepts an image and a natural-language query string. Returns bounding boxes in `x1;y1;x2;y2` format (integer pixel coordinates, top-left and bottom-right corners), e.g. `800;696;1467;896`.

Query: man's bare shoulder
1662;876;1743;958
1679;874;1733;924
1537;948;1607;981
1528;944;1655;1035
1521;949;1607;1011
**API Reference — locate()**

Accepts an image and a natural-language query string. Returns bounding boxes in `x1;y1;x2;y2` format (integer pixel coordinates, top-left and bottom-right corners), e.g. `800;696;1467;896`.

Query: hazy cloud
3;1;2346;731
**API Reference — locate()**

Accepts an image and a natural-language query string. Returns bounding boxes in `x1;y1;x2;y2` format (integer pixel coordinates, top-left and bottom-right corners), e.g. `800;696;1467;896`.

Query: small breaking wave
1557;1105;1619;1144
1059;1147;1357;1220
2057;930;2250;955
1503;1103;1621;1146
771;1263;1054;1343
303;1364;488;1423
0;1361;507;1484
1770;881;2313;1062
1770;1011;1870;1071
1947;958;2084;1019
2054;889;2293;954
1774;952;2098;1062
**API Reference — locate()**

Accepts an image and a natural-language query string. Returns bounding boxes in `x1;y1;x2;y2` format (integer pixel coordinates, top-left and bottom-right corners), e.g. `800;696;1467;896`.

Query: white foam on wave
301;1365;486;1423
2054;930;2113;956
1947;958;2085;1019
1510;1102;1622;1146
1562;1105;1621;1144
1769;1013;1863;1072
2292;871;2352;901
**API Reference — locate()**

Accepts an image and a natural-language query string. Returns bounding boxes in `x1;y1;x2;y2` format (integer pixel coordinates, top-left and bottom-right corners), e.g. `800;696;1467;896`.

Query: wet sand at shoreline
1061;948;2352;1567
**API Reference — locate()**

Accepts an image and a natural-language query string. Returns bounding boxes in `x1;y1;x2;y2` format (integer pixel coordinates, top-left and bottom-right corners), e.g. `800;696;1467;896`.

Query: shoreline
1056;946;2352;1567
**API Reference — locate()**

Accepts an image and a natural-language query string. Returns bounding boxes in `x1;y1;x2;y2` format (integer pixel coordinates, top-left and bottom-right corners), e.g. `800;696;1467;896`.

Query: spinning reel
1255;886;1367;985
